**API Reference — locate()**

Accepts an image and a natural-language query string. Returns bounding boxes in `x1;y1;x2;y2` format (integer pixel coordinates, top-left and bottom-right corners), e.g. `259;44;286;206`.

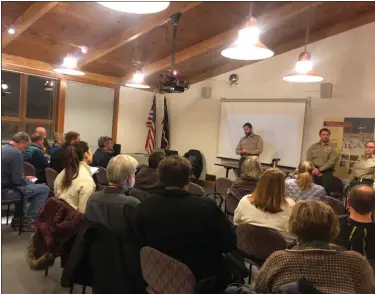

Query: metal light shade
53;67;85;76
54;55;85;76
98;2;170;14
283;52;323;83
125;71;150;89
221;17;274;61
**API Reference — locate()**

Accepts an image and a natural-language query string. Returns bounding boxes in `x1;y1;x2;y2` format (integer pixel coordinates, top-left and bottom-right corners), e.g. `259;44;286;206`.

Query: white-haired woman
85;154;139;234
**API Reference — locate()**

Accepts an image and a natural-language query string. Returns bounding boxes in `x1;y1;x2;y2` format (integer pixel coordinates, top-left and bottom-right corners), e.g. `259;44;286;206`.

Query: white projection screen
218;99;307;167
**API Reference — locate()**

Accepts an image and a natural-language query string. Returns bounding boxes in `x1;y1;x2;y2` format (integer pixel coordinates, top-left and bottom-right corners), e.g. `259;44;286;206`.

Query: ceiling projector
159;71;190;93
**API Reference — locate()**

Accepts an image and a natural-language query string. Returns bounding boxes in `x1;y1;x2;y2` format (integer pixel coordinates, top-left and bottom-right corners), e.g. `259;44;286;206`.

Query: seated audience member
36;126;50;155
85;154;139;234
134;151;165;190
1;132;49;230
234;168;296;243
285;161;327;202
230;155;262;198
54;141;96;213
23;133;49;183
83;155;145;293
336;185;375;259
253;201;375;294
49;131;80;173
49;132;65;154
92;136;114;168
134;156;237;291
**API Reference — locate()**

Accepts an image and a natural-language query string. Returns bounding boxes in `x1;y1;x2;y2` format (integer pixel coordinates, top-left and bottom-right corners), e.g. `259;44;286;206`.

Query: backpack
183;149;203;179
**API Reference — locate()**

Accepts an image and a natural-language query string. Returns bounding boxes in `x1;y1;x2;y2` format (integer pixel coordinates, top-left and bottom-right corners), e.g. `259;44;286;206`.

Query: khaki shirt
306;141;339;172
236;134;263;157
351;154;375;180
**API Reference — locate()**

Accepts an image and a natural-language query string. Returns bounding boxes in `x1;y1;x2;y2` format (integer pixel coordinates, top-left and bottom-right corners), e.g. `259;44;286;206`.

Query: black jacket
92;148;114;168
49;146;66;173
134;187;237;281
61;222;146;294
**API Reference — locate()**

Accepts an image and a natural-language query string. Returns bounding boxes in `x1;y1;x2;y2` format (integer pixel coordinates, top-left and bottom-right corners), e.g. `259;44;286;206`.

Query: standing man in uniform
236;123;263;171
306;128;339;195
349;140;375;190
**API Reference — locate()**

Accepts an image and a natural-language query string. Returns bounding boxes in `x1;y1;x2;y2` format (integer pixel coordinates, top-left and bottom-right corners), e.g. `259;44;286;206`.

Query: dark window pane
1;122;19;141
25;123;55;140
1;71;20;117
26;76;57;119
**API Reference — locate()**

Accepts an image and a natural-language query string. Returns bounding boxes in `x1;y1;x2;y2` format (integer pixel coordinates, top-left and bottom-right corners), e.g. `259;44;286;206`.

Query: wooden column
112;85;120;143
56;79;67;133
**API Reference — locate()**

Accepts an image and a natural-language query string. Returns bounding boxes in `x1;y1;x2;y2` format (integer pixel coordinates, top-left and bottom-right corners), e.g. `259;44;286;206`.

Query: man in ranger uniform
236;122;263;171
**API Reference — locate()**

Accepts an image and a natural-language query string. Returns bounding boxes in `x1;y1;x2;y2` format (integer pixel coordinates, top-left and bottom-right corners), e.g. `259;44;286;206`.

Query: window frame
1;70;59;140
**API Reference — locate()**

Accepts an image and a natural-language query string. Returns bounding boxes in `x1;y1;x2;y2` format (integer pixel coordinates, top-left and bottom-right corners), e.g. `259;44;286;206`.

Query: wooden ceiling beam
2;2;58;48
189;9;375;85
79;2;201;67
2;53;118;88
119;1;322;84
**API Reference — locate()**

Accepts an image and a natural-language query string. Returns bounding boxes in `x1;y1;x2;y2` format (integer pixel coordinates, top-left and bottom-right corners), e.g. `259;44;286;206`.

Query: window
1;70;59;141
1;71;20;117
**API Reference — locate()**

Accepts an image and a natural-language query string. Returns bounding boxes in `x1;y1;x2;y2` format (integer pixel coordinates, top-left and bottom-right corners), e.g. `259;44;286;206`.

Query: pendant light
125;67;150;89
283;7;323;83
98;2;170;14
53;54;85;76
221;2;274;61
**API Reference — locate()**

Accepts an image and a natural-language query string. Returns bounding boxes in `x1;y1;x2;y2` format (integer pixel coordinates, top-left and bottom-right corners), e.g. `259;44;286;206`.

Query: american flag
145;96;156;154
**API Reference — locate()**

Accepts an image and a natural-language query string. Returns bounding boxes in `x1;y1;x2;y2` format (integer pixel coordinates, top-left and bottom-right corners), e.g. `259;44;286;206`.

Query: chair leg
44;267;49;276
6;204;10;225
18;196;24;236
82;285;86;294
69;285;74;294
248;263;253;284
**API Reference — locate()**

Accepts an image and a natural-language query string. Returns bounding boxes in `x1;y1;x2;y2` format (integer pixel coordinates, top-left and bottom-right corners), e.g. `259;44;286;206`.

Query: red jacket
27;197;85;270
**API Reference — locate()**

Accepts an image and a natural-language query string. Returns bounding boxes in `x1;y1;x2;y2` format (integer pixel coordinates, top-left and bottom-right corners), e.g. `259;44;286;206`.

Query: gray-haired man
2;132;50;230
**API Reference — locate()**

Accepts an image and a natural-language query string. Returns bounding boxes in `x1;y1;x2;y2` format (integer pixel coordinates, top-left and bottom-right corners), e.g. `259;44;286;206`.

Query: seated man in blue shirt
2;132;50;230
23;133;49;183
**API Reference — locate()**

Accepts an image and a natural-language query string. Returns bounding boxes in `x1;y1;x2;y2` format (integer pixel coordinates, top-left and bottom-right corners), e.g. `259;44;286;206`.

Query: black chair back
330;176;343;200
45;167;58;191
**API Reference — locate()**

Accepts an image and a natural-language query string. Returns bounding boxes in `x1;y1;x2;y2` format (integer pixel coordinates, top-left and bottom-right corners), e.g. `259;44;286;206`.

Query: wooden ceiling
2;1;375;89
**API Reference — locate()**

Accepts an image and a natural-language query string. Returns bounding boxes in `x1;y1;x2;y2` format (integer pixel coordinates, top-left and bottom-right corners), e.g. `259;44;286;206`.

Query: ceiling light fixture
98;2;170;14
7;27;15;34
283;7;323;83
80;46;88;54
125;69;150;89
221;2;274;61
53;54;85;76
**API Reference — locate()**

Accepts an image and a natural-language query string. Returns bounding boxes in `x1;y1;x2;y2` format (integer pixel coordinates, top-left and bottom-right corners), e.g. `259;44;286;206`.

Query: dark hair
349;185;375;215
64;131;80;146
12;132;30;143
30;133;43;143
149;151;166;169
243;122;252;129
61;141;89;190
98;136;112;148
319;128;330;135
365;140;375;146
158;155;191;188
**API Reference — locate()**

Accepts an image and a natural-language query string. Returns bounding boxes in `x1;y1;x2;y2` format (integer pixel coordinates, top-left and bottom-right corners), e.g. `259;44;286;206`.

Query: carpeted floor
1;221;91;294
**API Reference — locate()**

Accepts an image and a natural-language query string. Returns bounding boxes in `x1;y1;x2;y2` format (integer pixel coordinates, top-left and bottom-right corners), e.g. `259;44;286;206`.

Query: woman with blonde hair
234;168;296;242
285;161;326;202
49;132;65;154
230;155;262;198
253;201;375;294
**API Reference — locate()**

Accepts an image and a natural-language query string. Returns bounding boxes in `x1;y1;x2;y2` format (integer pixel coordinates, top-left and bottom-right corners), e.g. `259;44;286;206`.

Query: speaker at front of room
320;83;333;99
113;144;121;156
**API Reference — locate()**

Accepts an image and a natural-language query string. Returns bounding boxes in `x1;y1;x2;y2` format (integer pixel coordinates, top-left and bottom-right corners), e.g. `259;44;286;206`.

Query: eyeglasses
365;146;375;149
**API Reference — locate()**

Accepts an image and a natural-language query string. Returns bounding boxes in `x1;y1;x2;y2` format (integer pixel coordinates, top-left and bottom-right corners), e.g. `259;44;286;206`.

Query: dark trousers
313;169;334;195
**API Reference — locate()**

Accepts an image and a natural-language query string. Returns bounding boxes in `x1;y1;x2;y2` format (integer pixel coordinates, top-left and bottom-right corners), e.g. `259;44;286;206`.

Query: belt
353;177;374;182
